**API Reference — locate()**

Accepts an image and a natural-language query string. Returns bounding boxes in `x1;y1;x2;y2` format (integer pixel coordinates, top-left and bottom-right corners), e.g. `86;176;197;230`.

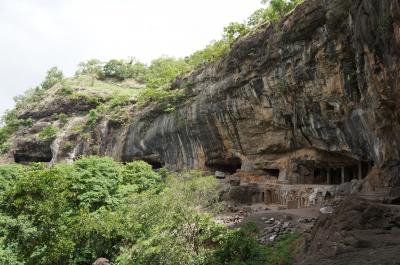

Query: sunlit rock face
12;0;400;199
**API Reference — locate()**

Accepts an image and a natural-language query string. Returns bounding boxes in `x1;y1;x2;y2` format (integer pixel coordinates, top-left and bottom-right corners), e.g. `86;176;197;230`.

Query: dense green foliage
38;125;59;141
40;67;64;90
0;157;298;265
248;0;303;26
76;58;147;82
0;110;33;154
186;40;230;69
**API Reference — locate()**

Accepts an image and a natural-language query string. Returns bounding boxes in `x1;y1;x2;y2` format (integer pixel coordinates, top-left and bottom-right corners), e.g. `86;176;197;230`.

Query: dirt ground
219;198;400;265
219;203;319;229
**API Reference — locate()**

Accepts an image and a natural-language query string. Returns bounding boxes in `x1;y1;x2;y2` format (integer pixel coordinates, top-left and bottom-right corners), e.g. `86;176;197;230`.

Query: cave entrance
344;165;358;182
313;168;328;184
361;161;374;179
208;158;242;175
142;159;165;170
391;197;400;205
213;164;241;174
14;153;53;164
329;168;342;185
263;169;280;178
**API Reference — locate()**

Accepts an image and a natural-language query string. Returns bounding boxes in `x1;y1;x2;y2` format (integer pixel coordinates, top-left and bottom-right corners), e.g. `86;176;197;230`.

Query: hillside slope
2;0;400;199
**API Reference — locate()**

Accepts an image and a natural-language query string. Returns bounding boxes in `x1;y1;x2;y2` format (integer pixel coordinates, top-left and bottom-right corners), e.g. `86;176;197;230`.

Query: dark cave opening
14;154;53;164
391;197;400;205
121;156;165;170
141;159;165;170
263;168;280;178
208;158;242;174
313;168;328;184
361;161;374;179
344;165;357;182
329;168;342;185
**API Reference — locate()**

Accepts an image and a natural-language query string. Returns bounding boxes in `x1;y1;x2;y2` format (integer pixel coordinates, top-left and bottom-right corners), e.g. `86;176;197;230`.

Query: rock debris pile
258;216;316;245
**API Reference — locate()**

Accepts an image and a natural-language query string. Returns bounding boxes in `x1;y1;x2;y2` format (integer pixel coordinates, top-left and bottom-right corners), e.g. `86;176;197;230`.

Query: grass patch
265;233;300;265
64;75;143;99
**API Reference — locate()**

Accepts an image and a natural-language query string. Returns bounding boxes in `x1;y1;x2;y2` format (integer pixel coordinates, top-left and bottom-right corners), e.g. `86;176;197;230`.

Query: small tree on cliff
41;66;64;90
248;0;303;26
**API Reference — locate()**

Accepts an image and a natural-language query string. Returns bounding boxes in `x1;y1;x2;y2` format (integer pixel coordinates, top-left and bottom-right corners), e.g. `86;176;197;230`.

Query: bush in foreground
0;157;299;265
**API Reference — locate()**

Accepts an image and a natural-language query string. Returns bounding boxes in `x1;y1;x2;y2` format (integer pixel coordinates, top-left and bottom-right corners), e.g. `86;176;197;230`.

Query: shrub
0;164;24;192
41;66;64;90
210;222;267;265
86;106;105;128
38;125;59;141
145;57;191;89
53;113;69;125
122;161;162;193
186;40;230;69
137;88;186;109
61;141;75;153
0;110;32;150
76;59;104;77
223;22;250;43
109;108;131;126
100;59;148;81
265;232;300;265
248;0;303;27
0;141;11;155
102;59;130;80
57;84;74;96
109;94;132;109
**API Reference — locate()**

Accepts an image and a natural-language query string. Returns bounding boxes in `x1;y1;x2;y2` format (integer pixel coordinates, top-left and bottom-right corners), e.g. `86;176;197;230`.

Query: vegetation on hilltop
0;0;303;130
0;0;304;155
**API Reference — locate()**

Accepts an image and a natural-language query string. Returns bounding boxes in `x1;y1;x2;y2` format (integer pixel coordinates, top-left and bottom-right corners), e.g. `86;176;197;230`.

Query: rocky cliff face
296;196;400;265
9;0;400;198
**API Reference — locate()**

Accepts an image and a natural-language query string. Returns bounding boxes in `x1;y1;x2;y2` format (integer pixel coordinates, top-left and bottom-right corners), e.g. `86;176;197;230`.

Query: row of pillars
326;161;363;185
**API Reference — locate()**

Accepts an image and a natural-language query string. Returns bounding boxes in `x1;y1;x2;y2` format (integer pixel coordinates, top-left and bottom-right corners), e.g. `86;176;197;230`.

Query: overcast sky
0;0;262;116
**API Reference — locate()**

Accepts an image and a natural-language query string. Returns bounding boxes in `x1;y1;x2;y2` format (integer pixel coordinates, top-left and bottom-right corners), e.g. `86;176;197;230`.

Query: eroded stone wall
10;0;400;199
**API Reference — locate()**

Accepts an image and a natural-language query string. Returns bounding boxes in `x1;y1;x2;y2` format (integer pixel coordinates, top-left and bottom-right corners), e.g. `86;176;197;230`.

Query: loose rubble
215;209;252;227
257;216;317;245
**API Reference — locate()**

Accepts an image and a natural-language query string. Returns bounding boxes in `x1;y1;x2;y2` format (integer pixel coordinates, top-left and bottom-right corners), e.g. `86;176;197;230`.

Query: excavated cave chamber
13;139;54;164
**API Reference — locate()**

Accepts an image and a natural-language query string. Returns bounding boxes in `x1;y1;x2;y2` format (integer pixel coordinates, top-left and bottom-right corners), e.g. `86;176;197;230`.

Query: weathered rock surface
92;258;110;265
93;0;400;196
9;0;400;199
296;196;400;265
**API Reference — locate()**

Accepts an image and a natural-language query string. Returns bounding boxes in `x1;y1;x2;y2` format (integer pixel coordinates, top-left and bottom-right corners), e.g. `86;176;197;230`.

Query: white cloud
0;0;262;116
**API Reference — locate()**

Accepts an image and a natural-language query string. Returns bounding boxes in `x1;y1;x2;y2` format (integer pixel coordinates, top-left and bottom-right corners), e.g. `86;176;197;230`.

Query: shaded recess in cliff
9;0;400;196
89;0;400;192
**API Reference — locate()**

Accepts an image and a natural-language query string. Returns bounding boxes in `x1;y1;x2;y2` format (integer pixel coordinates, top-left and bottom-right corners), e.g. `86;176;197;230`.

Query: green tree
102;59;129;80
0;165;75;265
76;59;104;77
41;67;64;90
101;59;148;81
248;0;303;27
145;57;190;89
223;22;250;43
186;40;230;69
